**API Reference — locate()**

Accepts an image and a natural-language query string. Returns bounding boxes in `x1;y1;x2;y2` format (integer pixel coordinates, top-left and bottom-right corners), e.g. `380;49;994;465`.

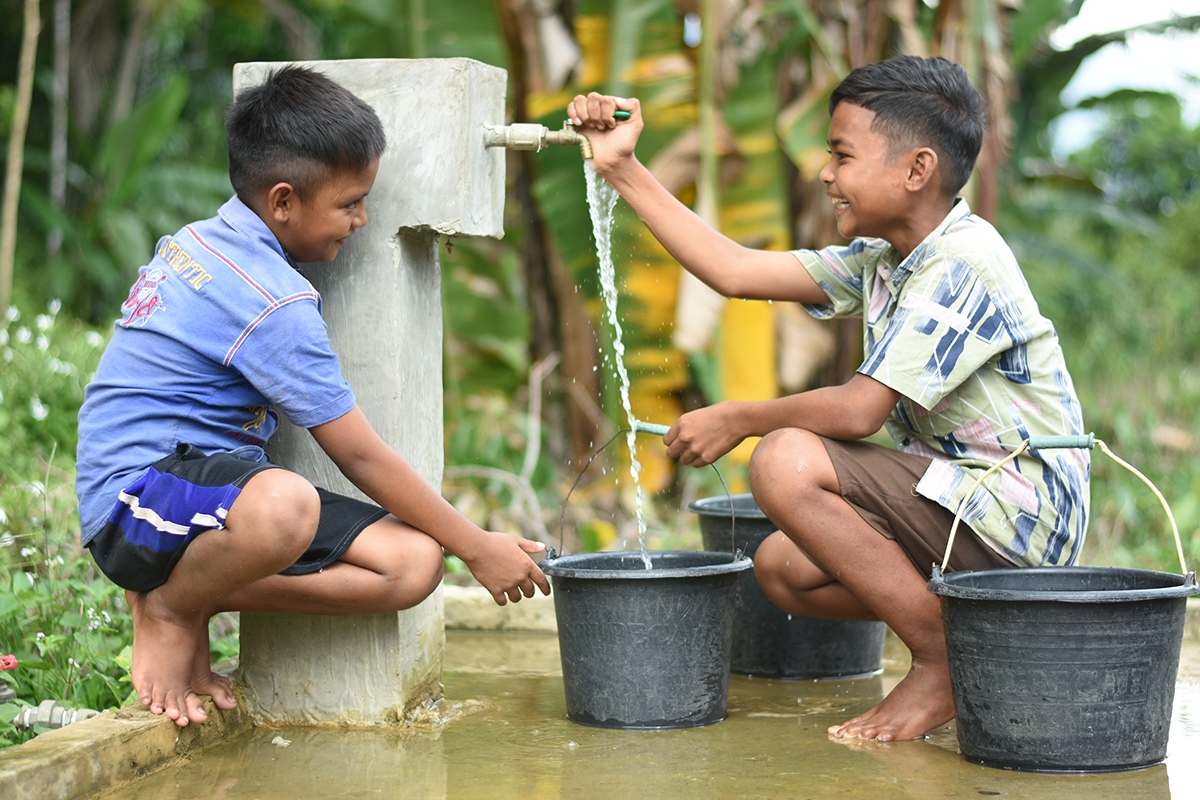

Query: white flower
0;531;13;546
25;481;46;496
35;631;45;640
85;331;103;347
15;327;31;344
25;573;36;586
48;358;76;375
48;299;61;315
35;314;52;332
5;306;18;322
20;547;36;558
30;397;49;421
36;334;48;351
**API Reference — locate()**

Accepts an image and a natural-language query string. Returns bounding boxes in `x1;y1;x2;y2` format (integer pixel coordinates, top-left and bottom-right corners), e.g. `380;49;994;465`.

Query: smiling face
266;158;381;264
819;102;916;248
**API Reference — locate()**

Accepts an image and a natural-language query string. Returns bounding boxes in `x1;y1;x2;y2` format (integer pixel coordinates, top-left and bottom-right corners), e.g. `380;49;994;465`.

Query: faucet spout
485;120;593;159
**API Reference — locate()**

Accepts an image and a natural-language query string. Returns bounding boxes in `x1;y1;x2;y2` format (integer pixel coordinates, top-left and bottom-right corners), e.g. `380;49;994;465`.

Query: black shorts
820;436;1015;579
85;443;389;592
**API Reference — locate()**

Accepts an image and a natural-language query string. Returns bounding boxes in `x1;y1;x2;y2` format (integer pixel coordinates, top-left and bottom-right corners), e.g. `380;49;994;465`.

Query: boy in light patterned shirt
569;55;1089;742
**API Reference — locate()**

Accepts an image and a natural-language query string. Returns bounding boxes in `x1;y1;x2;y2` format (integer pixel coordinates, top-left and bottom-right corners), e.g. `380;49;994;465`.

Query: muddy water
99;631;1200;799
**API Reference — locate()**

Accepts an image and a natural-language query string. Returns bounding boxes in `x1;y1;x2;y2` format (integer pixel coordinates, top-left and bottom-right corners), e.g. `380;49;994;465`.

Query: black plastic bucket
689;493;886;678
929;565;1199;772
539;550;753;729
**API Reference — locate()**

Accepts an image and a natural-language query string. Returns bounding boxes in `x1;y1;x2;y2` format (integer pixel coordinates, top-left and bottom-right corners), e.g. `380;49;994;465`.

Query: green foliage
1013;178;1200;573
17;75;233;321
0;301;106;478
1070;93;1200;214
0;562;136;740
0;310;250;751
0;303;128;749
335;0;506;65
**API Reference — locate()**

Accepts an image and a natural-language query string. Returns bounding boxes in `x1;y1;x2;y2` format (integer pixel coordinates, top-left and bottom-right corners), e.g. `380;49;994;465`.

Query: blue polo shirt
76;197;356;546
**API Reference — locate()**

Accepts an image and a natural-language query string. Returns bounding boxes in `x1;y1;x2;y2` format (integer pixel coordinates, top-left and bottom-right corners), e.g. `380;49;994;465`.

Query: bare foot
191;620;237;711
827;659;955;741
126;589;210;727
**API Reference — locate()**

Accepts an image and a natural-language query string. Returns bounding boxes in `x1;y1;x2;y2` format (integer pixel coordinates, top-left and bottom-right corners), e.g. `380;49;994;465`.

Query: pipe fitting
11;699;100;730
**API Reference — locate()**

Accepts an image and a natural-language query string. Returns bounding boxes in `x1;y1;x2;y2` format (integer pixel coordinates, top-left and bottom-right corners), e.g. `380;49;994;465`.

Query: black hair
225;65;387;201
829;55;986;196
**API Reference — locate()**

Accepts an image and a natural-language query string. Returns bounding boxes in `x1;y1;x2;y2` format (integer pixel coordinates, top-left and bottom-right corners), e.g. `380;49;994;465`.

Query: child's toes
184;691;209;725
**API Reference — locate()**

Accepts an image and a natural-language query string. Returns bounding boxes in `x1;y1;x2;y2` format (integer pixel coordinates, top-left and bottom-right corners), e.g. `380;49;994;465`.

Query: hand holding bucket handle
940;433;1190;578
555;418;739;560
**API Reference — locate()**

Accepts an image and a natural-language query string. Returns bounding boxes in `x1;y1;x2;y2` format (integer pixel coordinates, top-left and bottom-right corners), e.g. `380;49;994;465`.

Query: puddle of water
97;631;1200;800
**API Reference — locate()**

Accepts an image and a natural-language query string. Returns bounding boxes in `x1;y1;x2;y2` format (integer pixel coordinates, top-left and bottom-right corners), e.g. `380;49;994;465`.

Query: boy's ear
265;182;299;222
905;147;939;192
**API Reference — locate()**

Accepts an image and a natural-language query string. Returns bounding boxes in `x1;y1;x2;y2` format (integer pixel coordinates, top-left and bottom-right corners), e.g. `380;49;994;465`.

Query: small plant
0;305;126;748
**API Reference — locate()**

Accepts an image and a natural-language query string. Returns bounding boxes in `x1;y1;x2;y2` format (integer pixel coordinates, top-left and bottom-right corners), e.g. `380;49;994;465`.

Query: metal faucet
485;120;594;158
485;112;629;159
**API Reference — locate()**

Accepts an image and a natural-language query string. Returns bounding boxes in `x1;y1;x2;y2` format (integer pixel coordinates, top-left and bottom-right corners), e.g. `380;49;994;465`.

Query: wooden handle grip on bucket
941;435;1188;576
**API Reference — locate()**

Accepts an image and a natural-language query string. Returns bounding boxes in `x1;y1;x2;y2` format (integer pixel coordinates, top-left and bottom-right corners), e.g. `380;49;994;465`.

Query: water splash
585;161;652;569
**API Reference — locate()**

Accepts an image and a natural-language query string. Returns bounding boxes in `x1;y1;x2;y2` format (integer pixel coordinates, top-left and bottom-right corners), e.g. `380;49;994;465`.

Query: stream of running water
584;160;652;569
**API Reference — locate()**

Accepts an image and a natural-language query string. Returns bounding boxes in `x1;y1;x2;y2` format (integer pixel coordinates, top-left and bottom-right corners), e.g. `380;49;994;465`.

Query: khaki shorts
820;436;1015;579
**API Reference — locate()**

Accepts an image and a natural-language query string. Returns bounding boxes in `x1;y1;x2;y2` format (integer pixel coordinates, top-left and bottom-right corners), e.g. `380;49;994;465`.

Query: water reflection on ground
97;631;1200;800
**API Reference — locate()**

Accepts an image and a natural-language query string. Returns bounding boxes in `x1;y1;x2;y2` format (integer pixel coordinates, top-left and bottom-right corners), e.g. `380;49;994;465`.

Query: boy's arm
665;373;900;467
569;94;830;305
309;406;550;604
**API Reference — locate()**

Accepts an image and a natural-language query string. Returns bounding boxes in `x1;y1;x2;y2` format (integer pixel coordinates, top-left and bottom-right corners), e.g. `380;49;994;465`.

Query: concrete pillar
231;59;506;725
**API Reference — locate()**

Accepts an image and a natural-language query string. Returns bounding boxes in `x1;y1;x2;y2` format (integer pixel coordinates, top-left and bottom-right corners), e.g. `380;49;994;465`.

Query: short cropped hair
829;55;985;196
225;65;387;201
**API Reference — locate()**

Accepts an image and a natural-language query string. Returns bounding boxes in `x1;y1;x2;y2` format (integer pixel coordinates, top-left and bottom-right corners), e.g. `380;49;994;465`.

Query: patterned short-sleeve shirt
794;199;1090;567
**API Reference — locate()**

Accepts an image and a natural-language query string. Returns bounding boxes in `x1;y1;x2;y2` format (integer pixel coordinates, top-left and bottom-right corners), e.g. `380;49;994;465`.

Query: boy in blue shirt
77;66;550;728
570;56;1088;741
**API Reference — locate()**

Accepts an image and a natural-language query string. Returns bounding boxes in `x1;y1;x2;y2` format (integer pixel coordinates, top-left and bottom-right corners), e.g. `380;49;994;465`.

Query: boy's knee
749;428;821;504
231;469;321;556
369;529;444;611
752;533;789;592
408;534;445;599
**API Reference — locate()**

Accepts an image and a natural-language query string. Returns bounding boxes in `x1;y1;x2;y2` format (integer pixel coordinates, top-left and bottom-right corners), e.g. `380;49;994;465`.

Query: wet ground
97;630;1200;800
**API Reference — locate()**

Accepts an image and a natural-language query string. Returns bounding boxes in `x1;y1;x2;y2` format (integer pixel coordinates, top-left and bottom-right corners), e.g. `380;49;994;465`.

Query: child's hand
567;93;642;174
461;532;551;606
664;402;747;467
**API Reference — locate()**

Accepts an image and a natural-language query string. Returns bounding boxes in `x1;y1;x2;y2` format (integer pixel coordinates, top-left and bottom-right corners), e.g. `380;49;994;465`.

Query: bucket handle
555;422;737;560
941;434;1187;575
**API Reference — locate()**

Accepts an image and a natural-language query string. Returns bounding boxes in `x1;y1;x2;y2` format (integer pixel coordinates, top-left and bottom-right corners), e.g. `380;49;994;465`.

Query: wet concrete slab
81;629;1200;800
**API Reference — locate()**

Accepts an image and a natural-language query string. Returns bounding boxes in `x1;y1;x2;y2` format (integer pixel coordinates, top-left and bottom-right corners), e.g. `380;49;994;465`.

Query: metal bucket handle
553;420;737;560
941;433;1188;576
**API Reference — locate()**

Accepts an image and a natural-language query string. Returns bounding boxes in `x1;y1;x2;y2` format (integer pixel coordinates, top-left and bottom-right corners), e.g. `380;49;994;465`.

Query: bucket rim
539;549;753;580
687;493;768;519
928;565;1200;603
